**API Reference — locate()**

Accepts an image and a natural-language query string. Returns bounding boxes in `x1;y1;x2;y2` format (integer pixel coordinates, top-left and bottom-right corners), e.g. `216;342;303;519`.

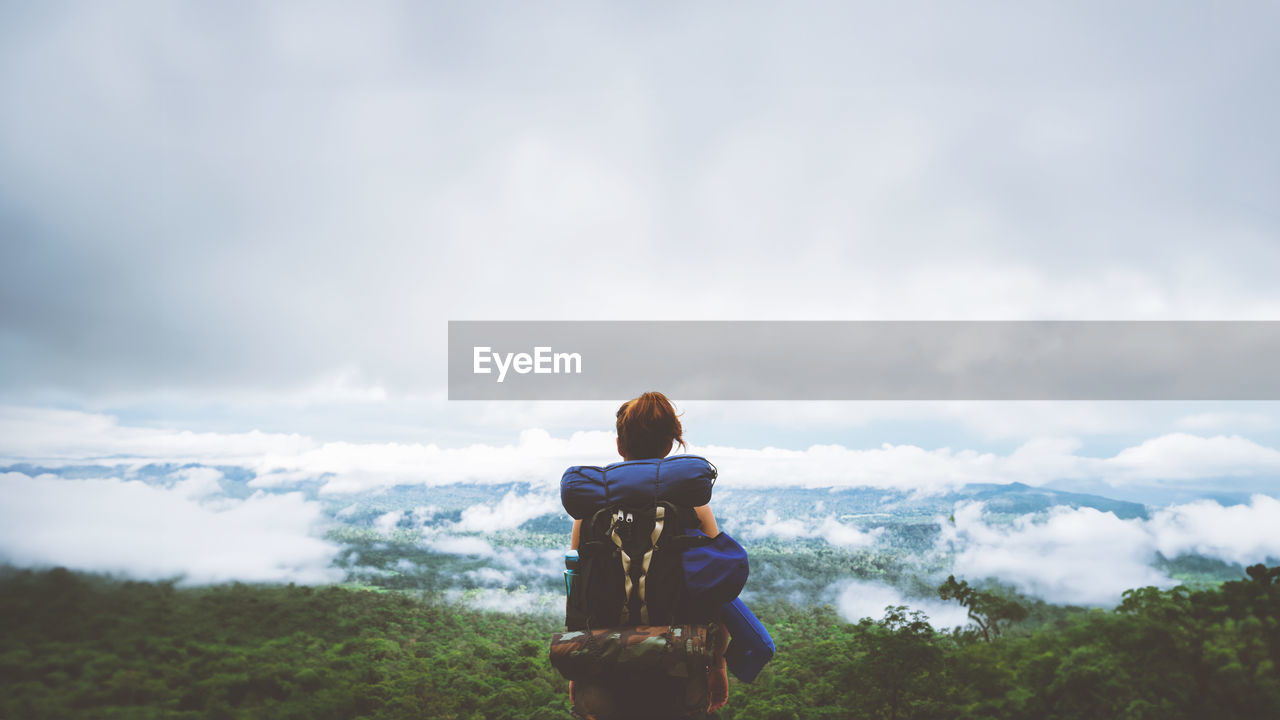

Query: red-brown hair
616;391;686;460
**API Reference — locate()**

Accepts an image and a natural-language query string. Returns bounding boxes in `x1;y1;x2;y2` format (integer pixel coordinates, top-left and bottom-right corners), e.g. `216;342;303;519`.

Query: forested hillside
2;565;1278;719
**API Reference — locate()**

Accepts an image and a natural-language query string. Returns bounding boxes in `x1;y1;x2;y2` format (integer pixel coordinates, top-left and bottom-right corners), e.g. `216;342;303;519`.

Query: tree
938;575;1028;642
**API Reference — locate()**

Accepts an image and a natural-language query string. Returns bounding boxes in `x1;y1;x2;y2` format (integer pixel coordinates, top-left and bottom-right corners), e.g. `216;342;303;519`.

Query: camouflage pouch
549;624;713;681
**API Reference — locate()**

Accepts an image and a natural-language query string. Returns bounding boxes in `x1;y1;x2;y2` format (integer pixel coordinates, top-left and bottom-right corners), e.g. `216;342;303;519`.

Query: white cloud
411;505;440;525
418;532;562;583
940;495;1280;606
466;566;516;587
1148;496;1280;566
942;501;1172;606
703;432;1280;493
0;407;614;492
835;579;972;630
1175;411;1277;433
444;587;560;616
7;407;1280;497
0;406;317;466
425;535;494;557
373;510;404;536
254;428;616;494
819;518;883;548
0;471;341;585
740;509;883;549
170;466;225;499
369;505;446;536
701;442;1003;494
1101;433;1280;483
455;491;561;533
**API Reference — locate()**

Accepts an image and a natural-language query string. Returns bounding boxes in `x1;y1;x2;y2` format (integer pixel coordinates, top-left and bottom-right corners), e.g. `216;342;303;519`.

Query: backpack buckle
609;509;636;543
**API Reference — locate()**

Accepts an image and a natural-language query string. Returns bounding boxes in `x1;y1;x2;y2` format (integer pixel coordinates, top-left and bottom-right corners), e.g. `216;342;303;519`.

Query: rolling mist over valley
4;461;1269;627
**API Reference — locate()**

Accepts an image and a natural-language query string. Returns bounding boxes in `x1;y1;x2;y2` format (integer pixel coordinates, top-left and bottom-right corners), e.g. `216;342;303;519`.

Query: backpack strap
601;501;685;625
634;504;668;624
608;507;637;624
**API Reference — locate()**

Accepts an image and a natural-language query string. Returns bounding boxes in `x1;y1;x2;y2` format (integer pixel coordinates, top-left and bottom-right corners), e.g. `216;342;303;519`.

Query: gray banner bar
447;321;1280;400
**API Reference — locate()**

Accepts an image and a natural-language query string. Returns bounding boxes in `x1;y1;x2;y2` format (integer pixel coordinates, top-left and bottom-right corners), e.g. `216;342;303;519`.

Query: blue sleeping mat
721;597;775;683
561;454;717;520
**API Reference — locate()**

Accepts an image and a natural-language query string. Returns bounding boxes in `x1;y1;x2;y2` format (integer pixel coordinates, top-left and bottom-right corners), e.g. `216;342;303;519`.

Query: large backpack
554;460;720;719
558;455;720;631
552;457;751;719
568;499;711;630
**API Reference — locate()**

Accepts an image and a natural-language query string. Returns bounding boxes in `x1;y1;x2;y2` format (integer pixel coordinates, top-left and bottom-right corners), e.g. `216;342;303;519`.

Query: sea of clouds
940;496;1280;606
0;468;342;585
7;407;1280;497
4;407;1280;614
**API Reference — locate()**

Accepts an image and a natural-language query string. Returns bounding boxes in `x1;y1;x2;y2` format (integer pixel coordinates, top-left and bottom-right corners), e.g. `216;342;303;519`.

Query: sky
3;2;1280;601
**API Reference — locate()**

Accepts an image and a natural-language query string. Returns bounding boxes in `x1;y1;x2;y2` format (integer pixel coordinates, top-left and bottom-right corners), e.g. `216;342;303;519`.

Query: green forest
2;564;1278;719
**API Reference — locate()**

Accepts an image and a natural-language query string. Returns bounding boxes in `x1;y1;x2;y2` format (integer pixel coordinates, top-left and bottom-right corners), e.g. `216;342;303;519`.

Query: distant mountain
1040;476;1275;509
712;481;1148;524
945;482;1148;519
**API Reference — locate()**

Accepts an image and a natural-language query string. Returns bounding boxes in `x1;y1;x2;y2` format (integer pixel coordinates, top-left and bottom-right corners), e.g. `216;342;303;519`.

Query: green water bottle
564;550;579;597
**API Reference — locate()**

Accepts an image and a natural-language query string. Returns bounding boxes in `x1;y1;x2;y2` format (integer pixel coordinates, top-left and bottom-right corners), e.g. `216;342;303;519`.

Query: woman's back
560;392;729;719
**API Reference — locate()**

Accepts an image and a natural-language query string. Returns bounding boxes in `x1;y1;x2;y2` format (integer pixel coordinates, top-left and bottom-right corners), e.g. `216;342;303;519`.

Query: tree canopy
2;564;1278;719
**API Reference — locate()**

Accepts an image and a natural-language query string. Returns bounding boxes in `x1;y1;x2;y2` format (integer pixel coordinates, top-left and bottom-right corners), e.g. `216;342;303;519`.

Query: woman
568;391;730;719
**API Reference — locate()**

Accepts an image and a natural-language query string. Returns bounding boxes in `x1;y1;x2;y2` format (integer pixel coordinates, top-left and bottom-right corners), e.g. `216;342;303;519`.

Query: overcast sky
6;3;1280;598
3;0;1280;452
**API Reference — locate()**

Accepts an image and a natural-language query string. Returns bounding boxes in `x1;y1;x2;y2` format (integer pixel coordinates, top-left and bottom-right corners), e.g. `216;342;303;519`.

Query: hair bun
616;391;685;459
